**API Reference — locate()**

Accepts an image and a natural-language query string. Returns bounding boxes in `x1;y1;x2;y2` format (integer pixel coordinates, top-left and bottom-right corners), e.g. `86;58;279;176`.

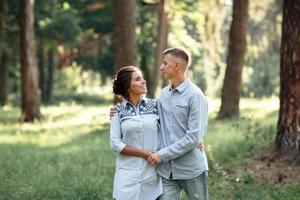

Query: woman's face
128;70;147;97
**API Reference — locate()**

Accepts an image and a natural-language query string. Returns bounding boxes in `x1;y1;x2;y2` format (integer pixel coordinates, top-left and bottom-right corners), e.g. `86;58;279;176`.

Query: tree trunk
0;51;9;106
0;0;8;105
276;1;300;164
150;0;168;97
217;0;249;119
112;0;137;70
19;0;41;122
38;37;46;103
0;0;4;50
112;0;137;102
45;48;54;103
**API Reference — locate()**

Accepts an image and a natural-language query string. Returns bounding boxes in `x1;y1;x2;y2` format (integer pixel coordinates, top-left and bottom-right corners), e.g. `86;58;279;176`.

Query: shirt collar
168;79;189;93
123;96;147;107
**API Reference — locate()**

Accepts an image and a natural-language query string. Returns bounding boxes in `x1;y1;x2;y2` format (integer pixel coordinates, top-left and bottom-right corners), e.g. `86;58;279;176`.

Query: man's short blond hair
163;47;191;68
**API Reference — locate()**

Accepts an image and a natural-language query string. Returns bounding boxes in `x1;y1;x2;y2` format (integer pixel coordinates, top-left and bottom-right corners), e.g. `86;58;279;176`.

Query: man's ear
174;63;180;70
175;62;184;72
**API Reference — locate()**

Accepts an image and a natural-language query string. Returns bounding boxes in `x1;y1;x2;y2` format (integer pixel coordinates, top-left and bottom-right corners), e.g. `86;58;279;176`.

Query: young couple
110;47;209;200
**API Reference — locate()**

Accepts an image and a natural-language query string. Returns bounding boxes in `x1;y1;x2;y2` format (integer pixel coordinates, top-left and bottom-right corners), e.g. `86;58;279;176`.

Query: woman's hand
197;141;204;151
109;106;117;118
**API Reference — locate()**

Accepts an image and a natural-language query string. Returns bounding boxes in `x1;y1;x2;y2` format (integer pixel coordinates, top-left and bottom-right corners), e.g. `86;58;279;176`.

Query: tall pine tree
218;0;249;119
276;1;300;163
19;0;42;122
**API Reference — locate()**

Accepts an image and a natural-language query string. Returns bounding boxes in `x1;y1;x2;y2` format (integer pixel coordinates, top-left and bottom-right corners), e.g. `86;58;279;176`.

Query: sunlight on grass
208;97;279;120
1;96;299;200
208;97;279;112
0;103;111;147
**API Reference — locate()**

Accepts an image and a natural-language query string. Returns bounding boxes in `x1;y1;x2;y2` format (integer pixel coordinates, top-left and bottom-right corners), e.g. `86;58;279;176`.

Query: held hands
142;151;160;165
146;141;203;166
147;152;161;165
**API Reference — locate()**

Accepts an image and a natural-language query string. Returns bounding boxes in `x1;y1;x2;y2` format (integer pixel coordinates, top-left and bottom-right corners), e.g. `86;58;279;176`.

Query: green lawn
0;94;299;200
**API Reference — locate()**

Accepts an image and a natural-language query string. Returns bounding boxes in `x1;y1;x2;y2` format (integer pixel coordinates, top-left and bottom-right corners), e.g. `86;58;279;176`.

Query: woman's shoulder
115;101;135;118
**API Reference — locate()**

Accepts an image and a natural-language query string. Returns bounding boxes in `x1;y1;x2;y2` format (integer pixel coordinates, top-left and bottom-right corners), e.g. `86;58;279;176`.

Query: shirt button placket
138;121;143;190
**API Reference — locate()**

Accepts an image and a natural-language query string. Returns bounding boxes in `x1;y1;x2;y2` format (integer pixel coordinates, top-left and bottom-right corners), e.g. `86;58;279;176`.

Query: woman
110;66;163;200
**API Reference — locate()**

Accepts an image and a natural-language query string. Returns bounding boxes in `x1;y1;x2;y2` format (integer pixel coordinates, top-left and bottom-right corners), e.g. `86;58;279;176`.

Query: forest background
0;0;299;199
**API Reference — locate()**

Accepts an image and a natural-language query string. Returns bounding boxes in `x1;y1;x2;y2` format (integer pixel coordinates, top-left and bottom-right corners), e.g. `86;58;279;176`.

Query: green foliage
243;0;282;97
36;1;82;47
43;10;82;47
97;45;114;76
3;0;19;51
54;66;82;91
70;0;114;82
78;1;113;34
75;43;114;81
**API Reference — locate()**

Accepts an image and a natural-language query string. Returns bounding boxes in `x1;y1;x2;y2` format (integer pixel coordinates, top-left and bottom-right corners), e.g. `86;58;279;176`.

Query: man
147;47;209;200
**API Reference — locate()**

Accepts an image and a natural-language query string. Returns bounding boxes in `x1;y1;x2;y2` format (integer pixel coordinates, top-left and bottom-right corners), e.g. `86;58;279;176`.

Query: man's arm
148;94;208;164
110;113;152;160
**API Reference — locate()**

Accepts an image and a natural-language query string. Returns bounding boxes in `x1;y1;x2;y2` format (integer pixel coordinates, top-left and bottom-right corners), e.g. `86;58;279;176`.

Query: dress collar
122;96;147;107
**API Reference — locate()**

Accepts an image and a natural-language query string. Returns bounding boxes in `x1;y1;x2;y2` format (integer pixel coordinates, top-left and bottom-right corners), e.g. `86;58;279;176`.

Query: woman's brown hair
113;66;140;99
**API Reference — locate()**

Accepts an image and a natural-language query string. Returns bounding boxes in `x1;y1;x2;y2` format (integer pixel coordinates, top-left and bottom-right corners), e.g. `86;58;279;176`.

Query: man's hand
147;152;161;165
197;141;205;151
109;106;117;118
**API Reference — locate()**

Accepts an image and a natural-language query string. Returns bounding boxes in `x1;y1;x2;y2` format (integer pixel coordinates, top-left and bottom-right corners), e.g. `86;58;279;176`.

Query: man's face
160;54;178;80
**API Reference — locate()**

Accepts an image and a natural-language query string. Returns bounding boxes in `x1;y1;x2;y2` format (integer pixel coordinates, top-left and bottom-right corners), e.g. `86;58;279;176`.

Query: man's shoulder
186;81;207;102
187;81;204;94
161;86;170;93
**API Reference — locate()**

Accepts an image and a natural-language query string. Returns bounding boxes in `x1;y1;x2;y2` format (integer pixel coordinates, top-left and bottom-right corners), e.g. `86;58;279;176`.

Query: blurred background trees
0;0;8;106
0;0;283;106
2;0;300;161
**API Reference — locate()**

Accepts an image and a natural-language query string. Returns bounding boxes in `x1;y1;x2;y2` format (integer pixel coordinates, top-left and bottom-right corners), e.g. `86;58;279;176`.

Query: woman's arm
120;146;151;160
110;113;151;160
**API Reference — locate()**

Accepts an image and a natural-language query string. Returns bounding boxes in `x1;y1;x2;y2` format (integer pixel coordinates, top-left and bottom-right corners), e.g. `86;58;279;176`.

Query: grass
0;94;299;200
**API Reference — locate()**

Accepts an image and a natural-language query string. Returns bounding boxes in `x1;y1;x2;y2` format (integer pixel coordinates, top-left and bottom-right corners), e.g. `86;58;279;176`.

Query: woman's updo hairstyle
113;66;139;99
